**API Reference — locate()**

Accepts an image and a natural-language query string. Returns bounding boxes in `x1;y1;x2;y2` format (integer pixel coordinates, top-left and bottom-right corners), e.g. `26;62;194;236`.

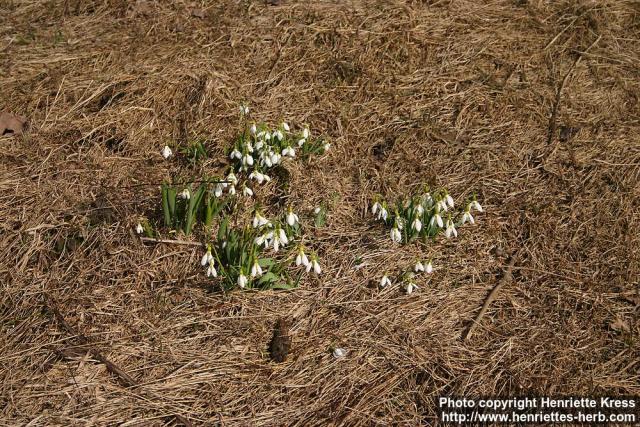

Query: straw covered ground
1;0;639;425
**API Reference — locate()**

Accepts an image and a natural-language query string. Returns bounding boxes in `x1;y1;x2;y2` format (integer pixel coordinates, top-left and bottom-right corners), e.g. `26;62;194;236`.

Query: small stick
546;35;601;146
462;256;517;341
45;296;193;427
140;237;204;247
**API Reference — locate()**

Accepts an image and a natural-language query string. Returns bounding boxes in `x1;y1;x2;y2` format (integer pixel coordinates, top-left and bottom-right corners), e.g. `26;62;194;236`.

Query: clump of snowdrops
140;104;329;291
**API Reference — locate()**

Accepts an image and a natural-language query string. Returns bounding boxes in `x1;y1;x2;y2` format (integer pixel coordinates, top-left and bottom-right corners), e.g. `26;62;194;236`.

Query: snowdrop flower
412;217;422;232
274;130;284;141
242;185;253;197
302;127;310;139
179;188;191;200
286;207;299;226
314;207;322;214
430;210;444;228
282;146;296;158
377;204;389;221
264;131;271;141
423;193;434;208
323;142;331;152
135;223;144;234
272;226;289;252
372;201;381;215
297;138;306;147
200;246;214;266
471;200;483;212
230;148;242;160
437;198;448;212
252;211;270;228
445;218;457;238
461;208;475;225
237;271;248;288
390;227;402;243
161;145;172;159
228;185;236;196
250;259;263;278
206;259;218;277
445;192;455;209
332;348;347;359
414;261;425;273
242;153;254;166
255;139;264;150
245;141;254;153
425;260;433;274
239;104;249;115
394;216;403;231
254;231;273;247
214;183;224;198
226;171;238;186
282;122;290;132
380;274;392;288
270;151;281;165
306;255;321;274
295;246;310;267
405;282;418;295
261;151;273;167
415;204;424;216
250;123;257;135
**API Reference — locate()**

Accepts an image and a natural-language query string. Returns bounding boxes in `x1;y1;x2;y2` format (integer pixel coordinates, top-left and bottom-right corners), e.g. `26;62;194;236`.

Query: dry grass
1;0;639;425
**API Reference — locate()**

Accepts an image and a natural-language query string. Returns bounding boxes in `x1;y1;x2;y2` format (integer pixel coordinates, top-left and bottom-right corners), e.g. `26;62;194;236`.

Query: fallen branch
45;296;193;427
546;35;601;146
462;256;517;341
140;237;204;247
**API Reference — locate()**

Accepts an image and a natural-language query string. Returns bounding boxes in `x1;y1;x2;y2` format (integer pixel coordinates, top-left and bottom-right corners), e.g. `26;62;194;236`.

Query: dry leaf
610;315;630;332
191;8;205;18
269;318;291;363
0;112;27;135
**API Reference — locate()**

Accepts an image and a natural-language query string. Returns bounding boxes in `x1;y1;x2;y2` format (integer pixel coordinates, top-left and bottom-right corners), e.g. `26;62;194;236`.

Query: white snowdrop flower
214;184;224;198
471;200;483;212
242;153;254;166
406;282;418;295
438;199;448;212
372;201;381;215
423;193;433;208
425;260;433;274
250;123;257;135
282;122;290;132
302;127;310;139
415;204;424;216
274;130;284;141
242;185;253;197
332;348;347;359
286;208;299;226
264;131;271;140
252;212;270;228
412;217;422;232
314;207;322;214
380;275;392;288
306;255;321;274
270;152;281;165
323;142;331;152
237;272;248;288
390;227;402;243
282;146;296;158
249;171;264;183
272;227;288;252
239;104;249;115
228;185;236;196
262;173;271;183
200;247;214;266
245;141;254;153
445;193;455;209
445;219;457;238
255;139;264;150
250;259;263;278
179;188;191;200
414;261;425;273
395;217;403;230
295;246;310;267
261;151;273;168
135;223;144;234
297;138;306;147
226;171;238;186
206;259;218;277
161;145;172;159
430;212;444;228
230;148;242;160
377;206;389;221
461;209;475;225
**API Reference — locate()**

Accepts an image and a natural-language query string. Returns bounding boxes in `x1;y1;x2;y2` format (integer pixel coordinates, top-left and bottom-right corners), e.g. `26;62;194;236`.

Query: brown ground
1;0;639;425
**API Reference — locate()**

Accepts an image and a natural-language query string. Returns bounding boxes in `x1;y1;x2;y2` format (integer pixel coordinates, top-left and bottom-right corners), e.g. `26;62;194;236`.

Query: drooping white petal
135;223;144;234
161;145;172;159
